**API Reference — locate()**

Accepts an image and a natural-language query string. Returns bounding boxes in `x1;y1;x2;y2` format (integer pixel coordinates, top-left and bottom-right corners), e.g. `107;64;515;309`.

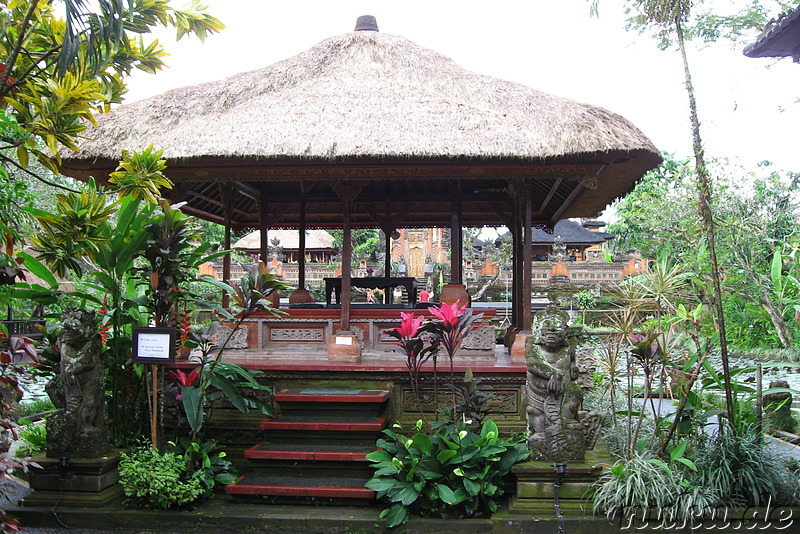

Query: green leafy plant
365;419;529;528
433;368;494;430
119;446;205;510
593;451;715;527
693;423;800;509
172;262;288;441
168;437;238;494
14;420;47;457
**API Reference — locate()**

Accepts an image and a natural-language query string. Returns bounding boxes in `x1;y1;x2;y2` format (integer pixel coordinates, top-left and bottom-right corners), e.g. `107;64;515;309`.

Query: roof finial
355;15;379;32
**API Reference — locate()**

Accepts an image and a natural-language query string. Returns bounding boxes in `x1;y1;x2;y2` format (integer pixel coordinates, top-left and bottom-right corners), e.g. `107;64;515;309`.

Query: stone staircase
226;388;390;505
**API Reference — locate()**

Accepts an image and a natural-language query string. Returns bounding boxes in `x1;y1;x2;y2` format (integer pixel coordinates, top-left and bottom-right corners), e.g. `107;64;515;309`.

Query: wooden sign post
132;327;176;449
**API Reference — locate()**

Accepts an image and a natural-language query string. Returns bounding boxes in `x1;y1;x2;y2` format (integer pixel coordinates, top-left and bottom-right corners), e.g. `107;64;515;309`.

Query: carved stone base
508;449;610;516
327;333;362;362
24;452;123;507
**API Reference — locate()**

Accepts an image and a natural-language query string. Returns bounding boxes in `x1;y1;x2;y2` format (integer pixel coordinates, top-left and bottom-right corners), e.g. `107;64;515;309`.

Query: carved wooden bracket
330;181;366;202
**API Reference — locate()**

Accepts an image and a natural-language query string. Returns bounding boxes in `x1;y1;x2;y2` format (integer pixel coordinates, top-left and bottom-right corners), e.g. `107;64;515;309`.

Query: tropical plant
137;198;228;328
593;451;715;528
119;446;206;510
13;420;47;458
0;326;40;532
0;1;223;179
365;419;530;528
384;312;440;419
433;368;494;430
693;423;800;509
168;437;238;493
170;262;288;441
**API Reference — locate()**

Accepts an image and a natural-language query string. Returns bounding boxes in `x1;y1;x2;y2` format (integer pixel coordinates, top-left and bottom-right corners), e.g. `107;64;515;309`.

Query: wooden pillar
340;197;353;331
450;181;463;285
298;190;307;289
511;208;521;328
383;229;393;278
219;183;233;309
327;182;364;362
521;185;533;333
259;188;269;264
508;182;533;362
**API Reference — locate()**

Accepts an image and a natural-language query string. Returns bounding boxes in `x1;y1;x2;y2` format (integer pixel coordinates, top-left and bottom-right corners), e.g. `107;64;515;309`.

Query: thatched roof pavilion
58;16;660;359
60;19;660;230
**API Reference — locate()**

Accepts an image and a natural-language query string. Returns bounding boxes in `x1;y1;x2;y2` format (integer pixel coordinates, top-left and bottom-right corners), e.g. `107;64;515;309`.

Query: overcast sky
123;0;800;174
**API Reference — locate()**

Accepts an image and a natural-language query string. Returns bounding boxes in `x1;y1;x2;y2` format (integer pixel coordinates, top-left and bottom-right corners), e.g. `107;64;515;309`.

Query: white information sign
132;327;176;363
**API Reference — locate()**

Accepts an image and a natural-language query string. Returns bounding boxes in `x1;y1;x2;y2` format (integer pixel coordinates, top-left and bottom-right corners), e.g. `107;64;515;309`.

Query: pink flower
429;300;467;329
395;312;424;339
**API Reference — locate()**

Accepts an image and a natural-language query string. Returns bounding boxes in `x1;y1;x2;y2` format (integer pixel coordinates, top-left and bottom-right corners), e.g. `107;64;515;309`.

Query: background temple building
202;220;647;300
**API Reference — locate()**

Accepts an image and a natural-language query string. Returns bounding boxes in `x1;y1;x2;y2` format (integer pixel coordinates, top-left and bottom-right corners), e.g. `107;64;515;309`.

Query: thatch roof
59;23;661;229
233;229;335;251
744;5;800;61
65;31;657;161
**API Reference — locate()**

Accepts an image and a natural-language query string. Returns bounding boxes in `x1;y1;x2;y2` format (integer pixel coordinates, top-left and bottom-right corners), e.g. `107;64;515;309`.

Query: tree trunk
675;18;737;431
758;293;794;348
471;273;501;301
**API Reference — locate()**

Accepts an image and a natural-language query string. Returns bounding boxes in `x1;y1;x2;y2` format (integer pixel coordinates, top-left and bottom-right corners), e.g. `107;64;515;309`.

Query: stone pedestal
439;284;471;307
508;449;609;516
327;333;362;362
509;332;530;363
266;290;280;308
23;451;123;507
289;288;316;304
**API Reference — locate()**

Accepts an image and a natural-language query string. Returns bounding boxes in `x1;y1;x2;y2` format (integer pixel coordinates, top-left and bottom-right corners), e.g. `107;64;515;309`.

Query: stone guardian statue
46;308;111;458
525;305;599;461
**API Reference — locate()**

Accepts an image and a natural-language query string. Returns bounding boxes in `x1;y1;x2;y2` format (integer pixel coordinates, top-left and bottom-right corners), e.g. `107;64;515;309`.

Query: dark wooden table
324;277;418;305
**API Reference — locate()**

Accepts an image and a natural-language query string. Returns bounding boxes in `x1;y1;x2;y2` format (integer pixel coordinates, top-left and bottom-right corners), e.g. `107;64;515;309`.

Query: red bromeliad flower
97;309;109;348
394;312;424;340
428;300;467;330
169;368;199;387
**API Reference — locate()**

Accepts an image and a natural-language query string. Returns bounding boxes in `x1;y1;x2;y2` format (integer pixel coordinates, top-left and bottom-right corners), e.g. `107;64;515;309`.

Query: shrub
13;421;47;457
693;426;800;508
365;420;529;528
593;452;717;526
168;438;238;493
119;447;205;510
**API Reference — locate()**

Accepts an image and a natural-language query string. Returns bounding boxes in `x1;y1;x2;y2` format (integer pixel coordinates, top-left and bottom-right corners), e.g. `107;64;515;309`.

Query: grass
17;397;55;419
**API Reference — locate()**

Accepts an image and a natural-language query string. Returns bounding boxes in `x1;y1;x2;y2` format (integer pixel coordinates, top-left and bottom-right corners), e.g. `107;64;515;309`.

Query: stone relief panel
213;325;249;349
399;387;519;417
575;343;597;390
269;327;325;343
461;325;496;350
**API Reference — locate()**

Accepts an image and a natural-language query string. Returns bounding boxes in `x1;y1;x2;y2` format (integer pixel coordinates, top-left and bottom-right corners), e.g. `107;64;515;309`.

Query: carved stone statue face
60;308;96;345
539;328;567;349
535;306;569;350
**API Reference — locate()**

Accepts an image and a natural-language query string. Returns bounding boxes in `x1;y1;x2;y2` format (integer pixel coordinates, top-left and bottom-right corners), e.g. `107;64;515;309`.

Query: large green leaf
365;477;397;492
380;503;409;528
463;477;481;496
19;251;57;288
409;433;433;456
480;420;498;443
209;373;248;413
181;385;203;434
436;483;459;505
366;450;392;463
436;449;458;464
394;481;421;506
